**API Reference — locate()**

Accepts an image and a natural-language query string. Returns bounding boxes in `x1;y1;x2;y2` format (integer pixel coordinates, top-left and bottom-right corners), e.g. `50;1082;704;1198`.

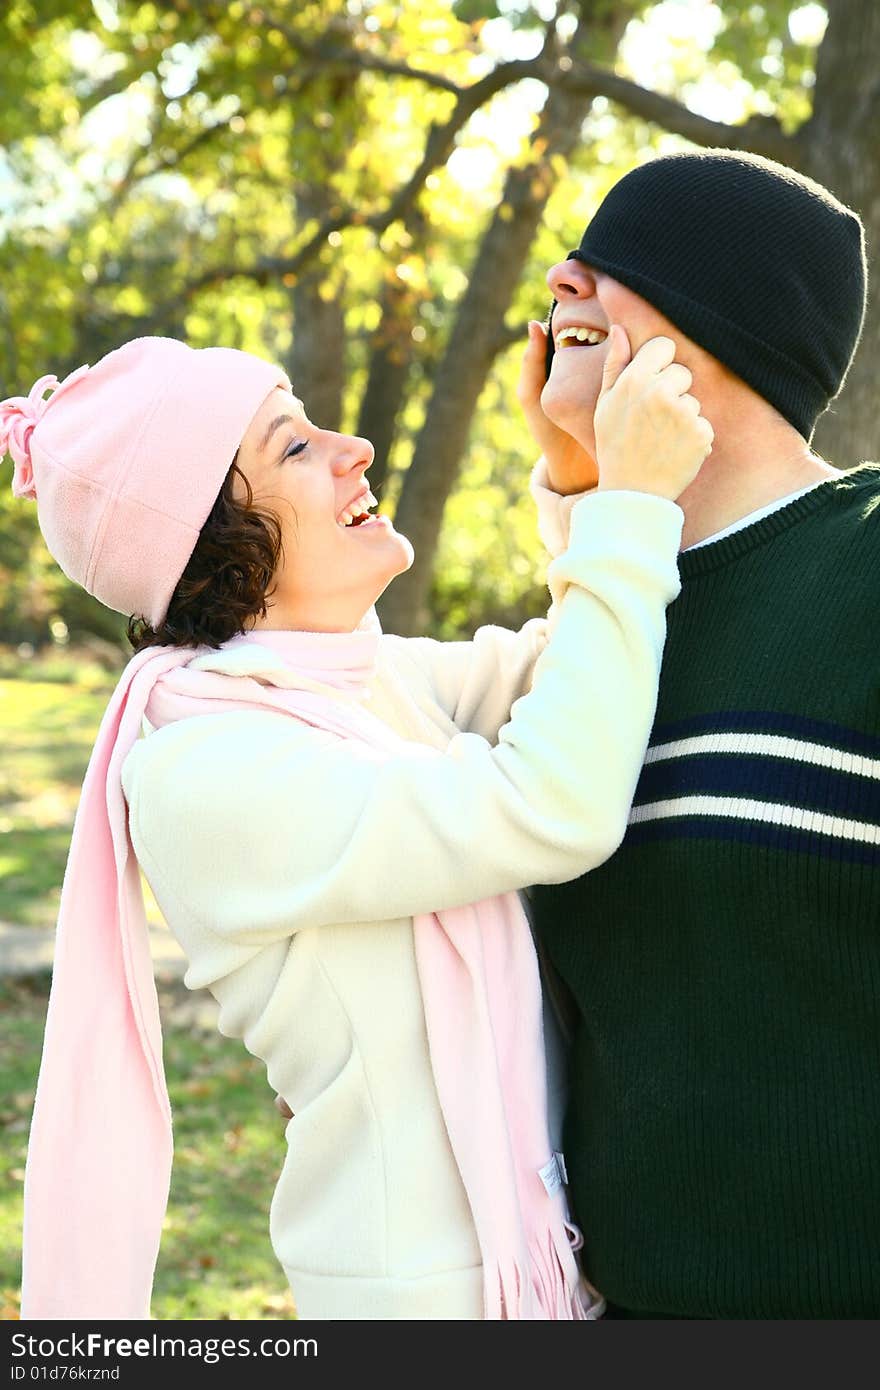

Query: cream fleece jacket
121;486;683;1320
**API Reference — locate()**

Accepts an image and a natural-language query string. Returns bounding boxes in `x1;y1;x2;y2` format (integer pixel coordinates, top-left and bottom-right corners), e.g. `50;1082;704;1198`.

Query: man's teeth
339;490;379;526
555;326;608;347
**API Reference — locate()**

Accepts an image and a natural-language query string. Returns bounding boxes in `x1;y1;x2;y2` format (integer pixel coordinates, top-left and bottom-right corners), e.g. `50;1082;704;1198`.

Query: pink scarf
22;629;592;1320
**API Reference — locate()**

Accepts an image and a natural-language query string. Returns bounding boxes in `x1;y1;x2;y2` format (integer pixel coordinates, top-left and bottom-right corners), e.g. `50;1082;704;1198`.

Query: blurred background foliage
0;0;875;649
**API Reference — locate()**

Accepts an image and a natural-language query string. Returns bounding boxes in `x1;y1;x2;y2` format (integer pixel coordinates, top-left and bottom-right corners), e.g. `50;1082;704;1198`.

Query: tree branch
129;10;804;326
101;113;238;224
557;60;797;163
492;318;532;356
133;46;545;330
256;8;465;95
76;68;140;120
368;16;564;235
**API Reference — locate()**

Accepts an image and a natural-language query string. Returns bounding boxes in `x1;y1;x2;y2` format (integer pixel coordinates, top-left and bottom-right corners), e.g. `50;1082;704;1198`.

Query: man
518;148;878;1318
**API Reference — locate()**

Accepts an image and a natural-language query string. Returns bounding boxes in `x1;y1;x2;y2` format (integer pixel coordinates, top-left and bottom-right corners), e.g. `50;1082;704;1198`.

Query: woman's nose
333;433;375;475
546;256;597;300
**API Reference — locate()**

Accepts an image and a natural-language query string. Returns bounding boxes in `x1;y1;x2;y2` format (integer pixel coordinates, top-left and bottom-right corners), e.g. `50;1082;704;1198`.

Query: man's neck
676;404;843;550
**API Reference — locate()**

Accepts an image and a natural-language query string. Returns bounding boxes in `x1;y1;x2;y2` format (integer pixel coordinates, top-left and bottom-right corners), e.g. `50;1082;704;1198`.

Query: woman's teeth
339;490;379;527
555;326;608;348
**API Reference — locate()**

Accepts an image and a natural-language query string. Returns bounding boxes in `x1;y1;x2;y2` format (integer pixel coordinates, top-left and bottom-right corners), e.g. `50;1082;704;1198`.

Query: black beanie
562;149;867;439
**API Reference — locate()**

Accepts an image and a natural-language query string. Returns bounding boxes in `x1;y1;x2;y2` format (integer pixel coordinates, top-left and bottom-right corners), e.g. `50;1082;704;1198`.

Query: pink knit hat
0;337;290;627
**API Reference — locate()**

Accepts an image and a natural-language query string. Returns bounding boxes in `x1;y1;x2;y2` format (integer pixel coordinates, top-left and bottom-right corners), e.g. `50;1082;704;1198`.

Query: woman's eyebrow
260;414;293;454
259;399;306;455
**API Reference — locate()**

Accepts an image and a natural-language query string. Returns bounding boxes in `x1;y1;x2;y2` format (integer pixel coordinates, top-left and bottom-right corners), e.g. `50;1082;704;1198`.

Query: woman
1;327;711;1321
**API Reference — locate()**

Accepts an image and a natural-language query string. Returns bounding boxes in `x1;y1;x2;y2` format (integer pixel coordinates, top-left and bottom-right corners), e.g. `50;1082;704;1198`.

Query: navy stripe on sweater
650;709;880;760
634;752;880;823
626;710;880;861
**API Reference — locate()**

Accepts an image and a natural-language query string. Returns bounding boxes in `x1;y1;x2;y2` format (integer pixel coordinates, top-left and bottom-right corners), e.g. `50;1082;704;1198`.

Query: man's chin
540;372;601;436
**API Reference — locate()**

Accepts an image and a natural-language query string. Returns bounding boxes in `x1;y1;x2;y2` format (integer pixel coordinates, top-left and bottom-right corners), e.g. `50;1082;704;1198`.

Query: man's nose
546;256;597;299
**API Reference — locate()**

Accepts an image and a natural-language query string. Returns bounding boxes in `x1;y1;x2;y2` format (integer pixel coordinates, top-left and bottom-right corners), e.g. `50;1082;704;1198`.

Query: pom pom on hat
0;366;89;499
1;337;290;627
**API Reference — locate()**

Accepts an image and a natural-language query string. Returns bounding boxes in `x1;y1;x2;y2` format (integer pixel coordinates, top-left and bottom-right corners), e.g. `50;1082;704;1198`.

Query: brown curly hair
127;457;284;652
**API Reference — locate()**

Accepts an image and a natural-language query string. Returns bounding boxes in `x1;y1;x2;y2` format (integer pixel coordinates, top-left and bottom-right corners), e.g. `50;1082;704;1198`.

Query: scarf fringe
484;1227;591;1320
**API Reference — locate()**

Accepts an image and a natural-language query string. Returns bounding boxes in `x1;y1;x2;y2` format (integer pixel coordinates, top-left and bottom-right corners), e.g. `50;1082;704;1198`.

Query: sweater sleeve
123;490;683;943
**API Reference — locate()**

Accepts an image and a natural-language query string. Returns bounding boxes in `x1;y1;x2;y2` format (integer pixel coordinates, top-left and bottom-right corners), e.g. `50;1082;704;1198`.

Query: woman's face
235;387;414;632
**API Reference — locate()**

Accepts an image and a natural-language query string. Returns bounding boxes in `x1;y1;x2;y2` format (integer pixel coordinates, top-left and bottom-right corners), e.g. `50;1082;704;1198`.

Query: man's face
540;256;686;462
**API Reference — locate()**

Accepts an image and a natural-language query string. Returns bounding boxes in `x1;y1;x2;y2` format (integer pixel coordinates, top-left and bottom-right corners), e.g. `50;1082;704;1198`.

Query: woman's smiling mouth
337;489;379;527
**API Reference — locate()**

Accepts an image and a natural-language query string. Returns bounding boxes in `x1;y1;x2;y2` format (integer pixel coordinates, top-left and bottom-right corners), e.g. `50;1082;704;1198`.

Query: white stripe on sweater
645;733;880;781
629;794;880;843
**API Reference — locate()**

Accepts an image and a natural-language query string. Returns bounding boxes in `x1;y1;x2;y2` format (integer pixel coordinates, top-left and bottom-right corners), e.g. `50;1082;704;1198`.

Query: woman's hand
594;328;714;500
517;319;599;496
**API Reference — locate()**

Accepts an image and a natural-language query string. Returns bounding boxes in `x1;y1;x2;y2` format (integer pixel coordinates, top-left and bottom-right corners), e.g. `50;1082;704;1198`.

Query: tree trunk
799;0;880;467
287;184;346;432
378;3;639;635
375;162;561;633
355;268;421;499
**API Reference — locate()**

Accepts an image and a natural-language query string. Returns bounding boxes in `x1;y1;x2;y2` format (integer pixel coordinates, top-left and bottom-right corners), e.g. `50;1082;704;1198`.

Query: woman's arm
126;330;713;943
376;619;551;746
123;487;682;944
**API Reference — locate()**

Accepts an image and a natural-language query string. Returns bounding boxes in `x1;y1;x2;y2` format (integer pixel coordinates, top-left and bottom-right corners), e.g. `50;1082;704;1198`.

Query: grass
0;643;170;927
0;974;297;1321
0;646;120;926
0;646;296;1320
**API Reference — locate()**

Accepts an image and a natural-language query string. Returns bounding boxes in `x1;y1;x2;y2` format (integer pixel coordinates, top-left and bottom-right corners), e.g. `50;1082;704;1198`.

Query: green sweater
532;465;880;1319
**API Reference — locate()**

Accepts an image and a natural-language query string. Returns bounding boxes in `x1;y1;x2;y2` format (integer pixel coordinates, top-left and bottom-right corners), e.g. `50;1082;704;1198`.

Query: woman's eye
284;439;308;461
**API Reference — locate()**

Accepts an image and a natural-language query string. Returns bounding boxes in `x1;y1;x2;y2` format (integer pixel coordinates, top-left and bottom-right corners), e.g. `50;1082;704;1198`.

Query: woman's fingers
615;339;691;399
659;362;693;396
617;334;677;384
518;320;600;494
598;324;632;394
594;334;713;499
517;319;550;413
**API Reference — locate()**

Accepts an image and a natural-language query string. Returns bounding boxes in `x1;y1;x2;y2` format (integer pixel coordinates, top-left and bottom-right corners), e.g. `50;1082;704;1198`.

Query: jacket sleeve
123;489;682;945
376;620;551;745
529;455;595;558
373;462;597;743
